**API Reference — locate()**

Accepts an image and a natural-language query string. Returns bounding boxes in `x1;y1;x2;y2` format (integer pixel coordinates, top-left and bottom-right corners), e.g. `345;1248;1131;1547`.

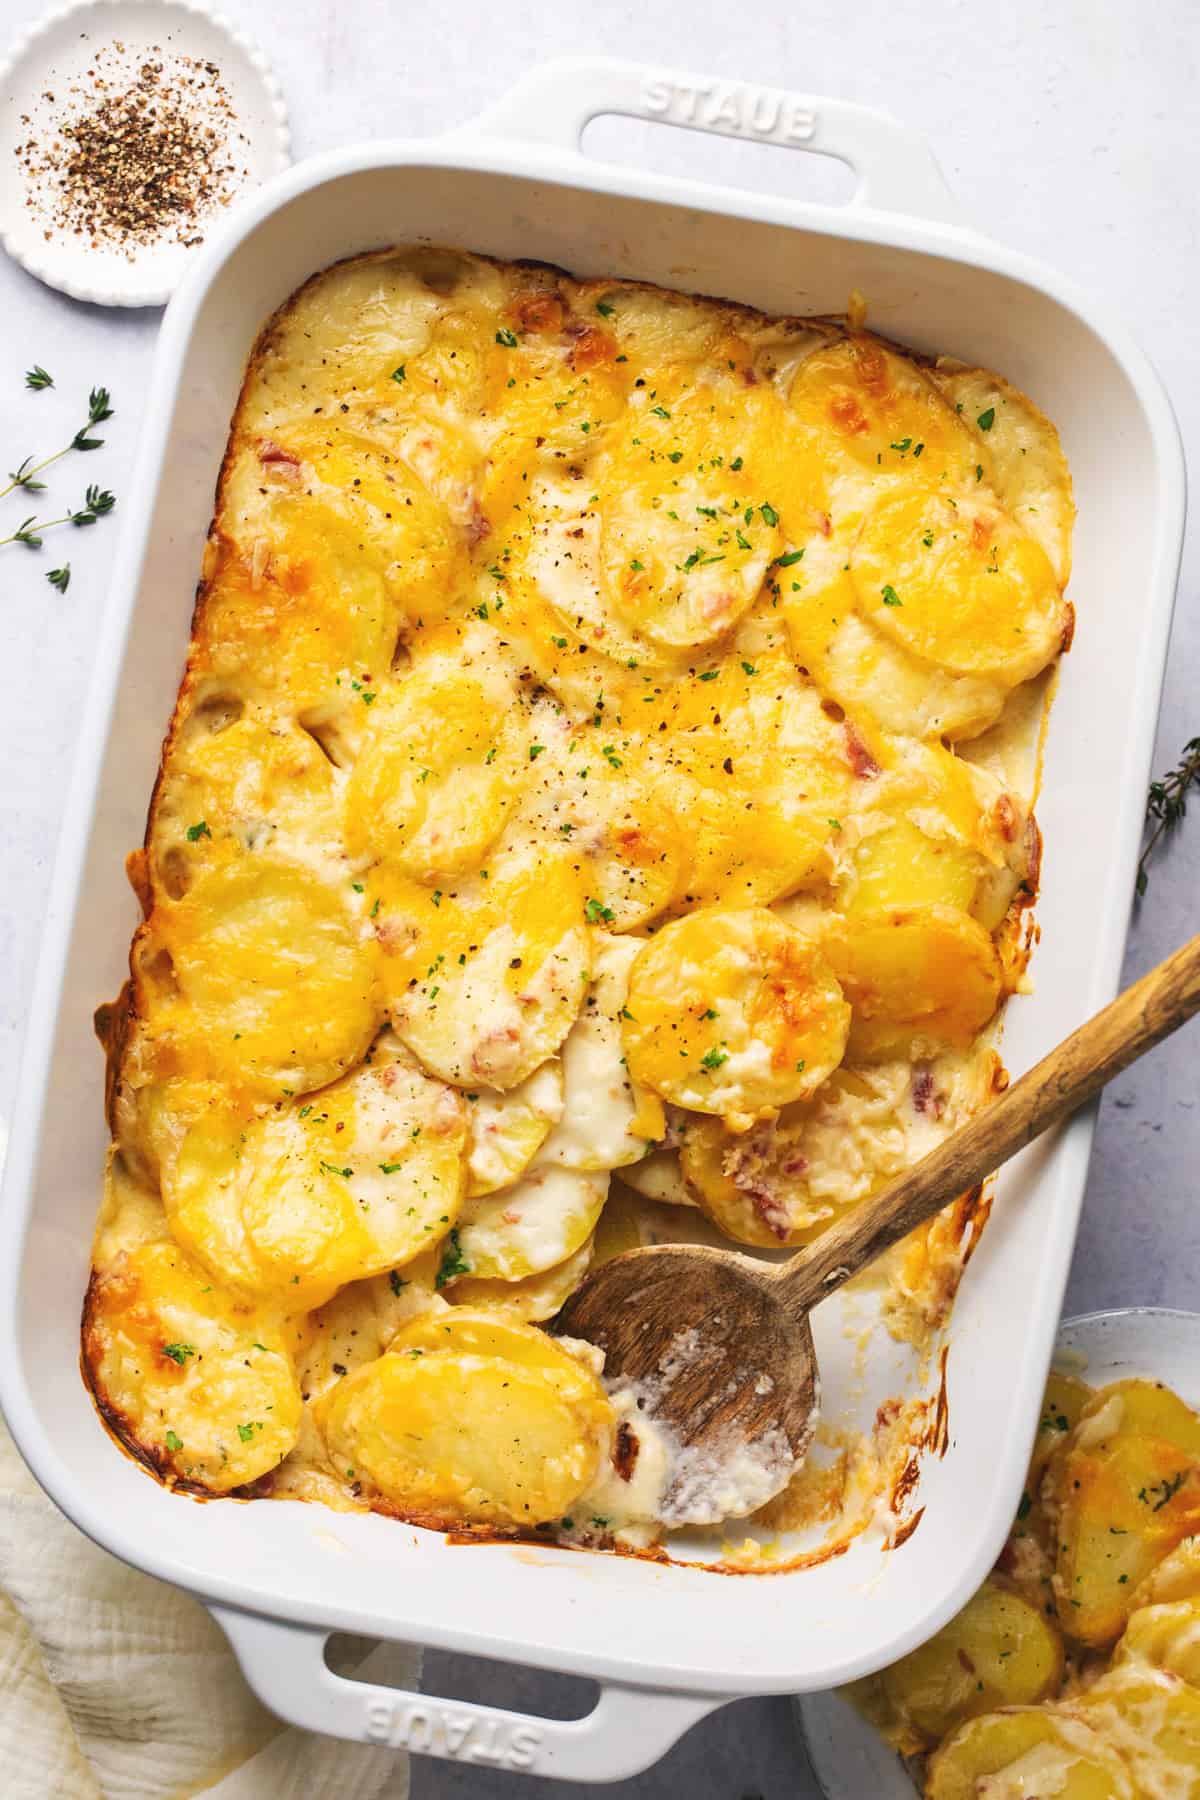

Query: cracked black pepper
15;42;251;258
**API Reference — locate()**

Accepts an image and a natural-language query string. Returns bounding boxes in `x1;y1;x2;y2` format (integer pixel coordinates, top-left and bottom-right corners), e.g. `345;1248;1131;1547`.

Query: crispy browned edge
80;246;1052;1530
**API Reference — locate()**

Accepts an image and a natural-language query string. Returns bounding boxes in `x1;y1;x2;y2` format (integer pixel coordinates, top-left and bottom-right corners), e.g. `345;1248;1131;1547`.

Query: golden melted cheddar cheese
86;247;1073;1552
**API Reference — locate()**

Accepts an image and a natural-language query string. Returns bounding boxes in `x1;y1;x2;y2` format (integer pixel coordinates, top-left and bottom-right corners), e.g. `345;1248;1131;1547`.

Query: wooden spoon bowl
557;934;1200;1526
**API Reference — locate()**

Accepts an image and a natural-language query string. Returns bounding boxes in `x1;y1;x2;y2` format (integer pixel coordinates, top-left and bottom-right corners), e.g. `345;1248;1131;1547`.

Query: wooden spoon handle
774;932;1200;1317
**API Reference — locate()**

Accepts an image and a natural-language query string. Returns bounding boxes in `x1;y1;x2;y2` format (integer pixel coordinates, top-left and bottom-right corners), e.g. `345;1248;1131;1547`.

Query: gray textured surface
1;0;1198;1792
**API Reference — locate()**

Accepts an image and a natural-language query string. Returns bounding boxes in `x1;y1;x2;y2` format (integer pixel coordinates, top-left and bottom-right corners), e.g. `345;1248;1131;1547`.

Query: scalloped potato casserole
85;247;1074;1554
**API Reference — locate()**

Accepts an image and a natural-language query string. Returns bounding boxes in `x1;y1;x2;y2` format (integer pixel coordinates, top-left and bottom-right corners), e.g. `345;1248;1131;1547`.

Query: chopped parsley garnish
775;549;805;567
528;743;546;760
700;1047;728;1071
389;1270;407;1297
495;328;519;347
161;1342;195;1365
584;897;615;924
186;820;211;841
391;365;406;383
596;298;616;317
698;669;719;682
601;744;622;768
436;1228;470;1289
741;661;758;676
237;1422;261;1443
650;404;671;419
880;583;903;607
760;502;779;527
379;1161;404;1175
165;1430;183;1452
320;1160;353;1180
976;406;996;431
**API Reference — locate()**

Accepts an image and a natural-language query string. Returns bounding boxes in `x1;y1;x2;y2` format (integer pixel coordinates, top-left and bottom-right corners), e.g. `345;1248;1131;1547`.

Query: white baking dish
0;57;1184;1784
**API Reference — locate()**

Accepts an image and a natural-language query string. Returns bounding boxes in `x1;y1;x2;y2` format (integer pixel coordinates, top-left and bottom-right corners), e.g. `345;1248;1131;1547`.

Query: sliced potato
826;905;1003;1060
316;1329;612;1526
880;1578;1063;1745
150;712;340;902
1078;1668;1200;1793
453;1165;609;1282
164;1033;467;1308
445;1238;594;1322
647;650;852;906
538;934;664;1171
154;857;380;1097
596;379;784;649
926;1708;1134;1800
343;621;525;881
1025;1369;1096;1506
466;1060;564;1195
1116;1599;1200;1687
1129;1537;1200;1612
1053;1434;1200;1647
82;1240;301;1493
1076;1379;1200;1461
374;842;589;1090
852;486;1067;687
623;907;850;1128
784;576;1017;744
787;337;977;484
930;366;1075;585
393;1309;599;1399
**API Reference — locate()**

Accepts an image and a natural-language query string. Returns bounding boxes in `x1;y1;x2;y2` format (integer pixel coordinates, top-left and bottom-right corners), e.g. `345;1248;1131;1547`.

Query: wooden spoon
556;935;1200;1526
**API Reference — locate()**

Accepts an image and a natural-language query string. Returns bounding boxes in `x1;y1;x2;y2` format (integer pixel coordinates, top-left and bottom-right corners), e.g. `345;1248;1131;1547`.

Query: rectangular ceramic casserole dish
0;57;1185;1785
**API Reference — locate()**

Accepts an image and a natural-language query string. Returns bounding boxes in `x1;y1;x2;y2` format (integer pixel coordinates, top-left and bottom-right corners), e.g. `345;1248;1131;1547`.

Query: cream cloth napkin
0;1415;419;1799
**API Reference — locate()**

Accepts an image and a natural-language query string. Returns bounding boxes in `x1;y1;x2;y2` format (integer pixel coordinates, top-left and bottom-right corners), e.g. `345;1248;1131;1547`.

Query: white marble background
1;0;1197;1792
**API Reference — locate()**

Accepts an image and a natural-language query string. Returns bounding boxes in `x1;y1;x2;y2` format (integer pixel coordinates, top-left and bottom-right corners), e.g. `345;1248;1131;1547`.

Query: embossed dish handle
465;55;964;223
211;1604;729;1782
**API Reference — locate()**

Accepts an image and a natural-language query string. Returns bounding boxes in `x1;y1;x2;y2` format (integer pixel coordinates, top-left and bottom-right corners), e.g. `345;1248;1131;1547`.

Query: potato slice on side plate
466;1061;564;1195
622;906;850;1129
537;934;665;1171
373;843;590;1090
1116;1599;1200;1687
444;1238;594;1323
825;904;1003;1062
451;1165;609;1284
82;1240;302;1493
926;1708;1135;1800
1130;1536;1200;1611
1077;1667;1200;1794
316;1314;613;1526
164;1033;467;1309
1052;1433;1200;1648
878;1579;1063;1747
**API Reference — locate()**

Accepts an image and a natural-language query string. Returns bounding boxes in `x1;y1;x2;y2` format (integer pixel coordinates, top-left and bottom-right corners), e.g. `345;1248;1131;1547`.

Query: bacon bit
993;793;1019;843
613;1421;640;1482
471;1026;521;1078
828;390;869;435
567;324;616;369
749;1186;791;1240
911;1067;944;1118
813;510;832;538
1060;600;1076;654
259;439;301;468
781;1154;809;1176
465;500;491;549
970;514;994;551
844;722;881;779
374;916;416;953
501;1210;522;1225
516;293;564;335
740;365;759;387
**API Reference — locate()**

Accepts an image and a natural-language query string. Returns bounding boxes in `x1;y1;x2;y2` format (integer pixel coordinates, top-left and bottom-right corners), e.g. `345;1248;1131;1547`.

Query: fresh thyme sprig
0;486;116;549
46;566;70;592
25;366;53;391
1;386;113;501
1137;735;1200;896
